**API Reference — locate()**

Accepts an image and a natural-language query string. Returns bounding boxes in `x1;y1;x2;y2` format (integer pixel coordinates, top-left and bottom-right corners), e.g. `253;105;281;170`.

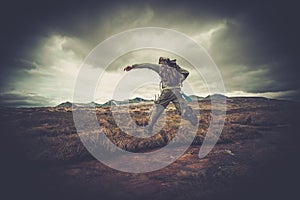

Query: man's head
159;57;177;67
158;57;168;64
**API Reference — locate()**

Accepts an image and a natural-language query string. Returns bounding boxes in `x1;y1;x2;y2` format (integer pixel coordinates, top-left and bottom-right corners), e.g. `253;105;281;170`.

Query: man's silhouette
124;57;198;134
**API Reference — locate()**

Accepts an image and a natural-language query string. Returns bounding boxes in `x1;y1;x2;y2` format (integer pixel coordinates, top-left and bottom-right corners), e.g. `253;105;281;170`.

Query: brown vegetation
1;97;299;200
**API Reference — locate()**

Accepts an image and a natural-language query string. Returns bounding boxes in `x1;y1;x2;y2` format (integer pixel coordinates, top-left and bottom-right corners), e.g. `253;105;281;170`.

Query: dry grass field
1;97;299;200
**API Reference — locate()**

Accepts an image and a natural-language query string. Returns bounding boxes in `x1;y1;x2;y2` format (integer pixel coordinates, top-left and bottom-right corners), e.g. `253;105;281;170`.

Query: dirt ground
1;97;299;200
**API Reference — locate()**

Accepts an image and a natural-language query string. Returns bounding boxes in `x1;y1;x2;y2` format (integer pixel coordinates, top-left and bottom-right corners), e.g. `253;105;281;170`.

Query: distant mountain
57;95;273;108
100;100;120;107
56;101;72;108
101;97;152;106
80;101;102;107
56;98;153;108
189;95;204;101
204;94;228;99
129;97;152;103
56;101;101;108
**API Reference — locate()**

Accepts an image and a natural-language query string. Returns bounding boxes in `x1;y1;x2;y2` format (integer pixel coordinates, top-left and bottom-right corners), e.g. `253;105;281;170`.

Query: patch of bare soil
0;97;299;200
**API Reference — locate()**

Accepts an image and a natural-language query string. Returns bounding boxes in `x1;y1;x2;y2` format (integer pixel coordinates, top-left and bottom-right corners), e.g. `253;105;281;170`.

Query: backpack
159;64;182;86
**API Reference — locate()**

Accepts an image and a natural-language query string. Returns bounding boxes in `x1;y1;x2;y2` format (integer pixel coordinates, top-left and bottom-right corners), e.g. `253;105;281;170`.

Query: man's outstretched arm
124;63;160;73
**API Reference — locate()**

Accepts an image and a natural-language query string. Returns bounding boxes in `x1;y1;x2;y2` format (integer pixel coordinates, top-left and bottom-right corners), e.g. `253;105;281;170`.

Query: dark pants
147;88;197;132
155;88;183;113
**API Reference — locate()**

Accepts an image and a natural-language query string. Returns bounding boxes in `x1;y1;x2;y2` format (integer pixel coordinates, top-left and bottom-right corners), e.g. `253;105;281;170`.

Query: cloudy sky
0;0;299;107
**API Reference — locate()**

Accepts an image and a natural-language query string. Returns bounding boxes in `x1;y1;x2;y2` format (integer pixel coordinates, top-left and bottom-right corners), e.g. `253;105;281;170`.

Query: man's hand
124;66;133;71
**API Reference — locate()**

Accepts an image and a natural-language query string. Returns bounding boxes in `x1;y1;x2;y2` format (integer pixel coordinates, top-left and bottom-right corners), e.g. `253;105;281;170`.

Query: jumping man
124;57;198;134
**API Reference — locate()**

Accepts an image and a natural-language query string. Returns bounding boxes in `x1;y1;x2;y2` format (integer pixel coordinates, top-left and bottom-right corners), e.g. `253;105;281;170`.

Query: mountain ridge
55;94;281;107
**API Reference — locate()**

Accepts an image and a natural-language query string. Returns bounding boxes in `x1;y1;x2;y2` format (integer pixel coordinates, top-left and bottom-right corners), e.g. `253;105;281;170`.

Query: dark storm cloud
0;0;299;105
0;93;53;107
0;1;100;82
0;0;264;69
207;1;300;94
245;4;300;93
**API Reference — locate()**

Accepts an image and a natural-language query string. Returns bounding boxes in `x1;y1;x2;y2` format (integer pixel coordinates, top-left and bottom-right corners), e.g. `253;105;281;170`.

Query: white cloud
193;22;226;49
11;35;85;105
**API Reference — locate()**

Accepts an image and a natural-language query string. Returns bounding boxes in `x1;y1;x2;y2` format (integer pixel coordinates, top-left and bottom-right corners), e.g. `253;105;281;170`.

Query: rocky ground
1;97;299;200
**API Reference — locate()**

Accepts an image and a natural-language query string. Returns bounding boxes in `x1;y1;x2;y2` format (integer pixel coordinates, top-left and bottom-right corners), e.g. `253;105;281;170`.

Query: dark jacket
132;63;189;89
